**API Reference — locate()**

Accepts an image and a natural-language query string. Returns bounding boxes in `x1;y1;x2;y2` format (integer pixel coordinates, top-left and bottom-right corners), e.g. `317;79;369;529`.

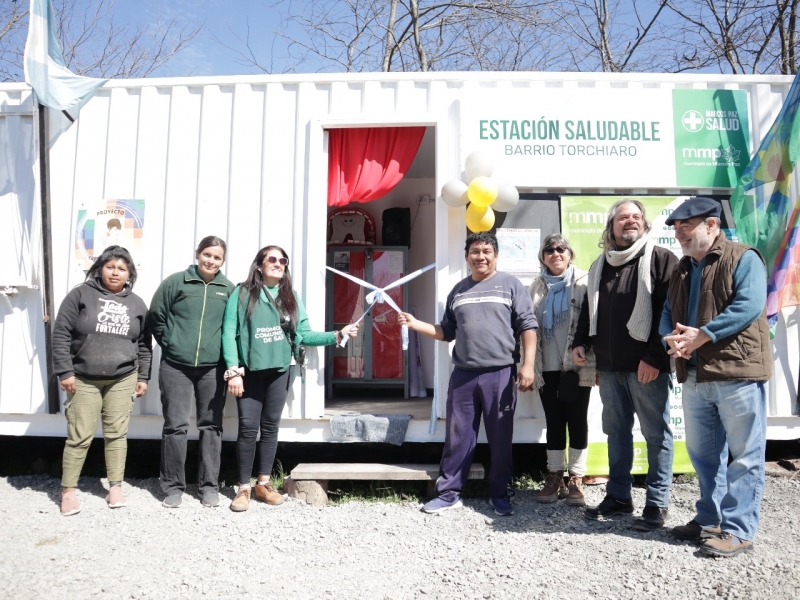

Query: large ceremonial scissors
326;263;435;349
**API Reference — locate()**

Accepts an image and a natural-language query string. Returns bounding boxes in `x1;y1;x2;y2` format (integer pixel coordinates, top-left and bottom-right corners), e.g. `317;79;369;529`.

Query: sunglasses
266;256;288;266
543;246;568;255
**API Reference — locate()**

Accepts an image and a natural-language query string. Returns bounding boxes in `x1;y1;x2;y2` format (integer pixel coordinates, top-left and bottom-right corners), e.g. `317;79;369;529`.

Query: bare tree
666;0;800;74
247;0;555;73
0;0;202;82
769;0;800;74
548;0;674;72
0;0;29;80
205;0;800;76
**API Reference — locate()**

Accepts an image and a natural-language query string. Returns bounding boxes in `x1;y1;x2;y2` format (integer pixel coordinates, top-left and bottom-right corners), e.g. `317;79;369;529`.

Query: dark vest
668;233;772;384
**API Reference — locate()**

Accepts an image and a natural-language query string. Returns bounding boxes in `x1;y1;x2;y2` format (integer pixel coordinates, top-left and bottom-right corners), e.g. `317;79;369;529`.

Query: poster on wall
460;88;749;189
560;195;694;474
496;228;540;283
561;195;690;270
74;200;146;270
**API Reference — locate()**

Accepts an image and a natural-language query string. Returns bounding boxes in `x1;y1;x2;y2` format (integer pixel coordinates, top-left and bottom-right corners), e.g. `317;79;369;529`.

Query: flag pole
37;102;60;413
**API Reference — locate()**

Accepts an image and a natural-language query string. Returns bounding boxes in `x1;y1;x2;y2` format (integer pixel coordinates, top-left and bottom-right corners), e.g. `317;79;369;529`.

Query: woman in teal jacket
148;236;234;509
222;245;357;512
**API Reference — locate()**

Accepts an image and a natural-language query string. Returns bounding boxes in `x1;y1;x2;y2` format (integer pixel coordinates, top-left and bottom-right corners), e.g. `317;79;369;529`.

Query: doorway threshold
324;397;432;420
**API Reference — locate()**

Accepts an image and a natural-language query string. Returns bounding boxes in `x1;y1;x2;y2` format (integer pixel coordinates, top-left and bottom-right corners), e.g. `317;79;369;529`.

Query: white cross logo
682;110;704;132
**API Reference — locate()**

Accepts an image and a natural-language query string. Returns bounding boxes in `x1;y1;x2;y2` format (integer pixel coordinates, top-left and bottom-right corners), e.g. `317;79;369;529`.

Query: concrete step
290;462;484;482
285;462;485;506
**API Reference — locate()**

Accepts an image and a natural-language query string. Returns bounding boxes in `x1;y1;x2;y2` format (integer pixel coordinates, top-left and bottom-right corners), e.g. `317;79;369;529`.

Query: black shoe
632;505;668;531
671;520;722;542
584;494;634;520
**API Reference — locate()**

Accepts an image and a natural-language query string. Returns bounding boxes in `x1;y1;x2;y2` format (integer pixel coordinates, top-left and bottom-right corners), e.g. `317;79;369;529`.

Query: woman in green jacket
148;236;234;509
222;245;357;512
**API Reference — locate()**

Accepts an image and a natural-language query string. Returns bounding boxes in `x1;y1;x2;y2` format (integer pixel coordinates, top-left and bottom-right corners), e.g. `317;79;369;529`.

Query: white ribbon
326;263;436;349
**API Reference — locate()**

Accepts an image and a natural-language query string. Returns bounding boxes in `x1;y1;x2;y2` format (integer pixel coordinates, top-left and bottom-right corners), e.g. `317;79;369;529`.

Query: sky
95;0;721;78
115;0;302;77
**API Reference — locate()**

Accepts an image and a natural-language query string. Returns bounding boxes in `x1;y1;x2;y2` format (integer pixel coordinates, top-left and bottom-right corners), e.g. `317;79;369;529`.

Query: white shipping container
1;71;798;445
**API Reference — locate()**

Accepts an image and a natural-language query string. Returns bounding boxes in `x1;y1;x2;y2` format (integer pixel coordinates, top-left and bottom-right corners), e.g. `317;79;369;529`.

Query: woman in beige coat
528;233;596;506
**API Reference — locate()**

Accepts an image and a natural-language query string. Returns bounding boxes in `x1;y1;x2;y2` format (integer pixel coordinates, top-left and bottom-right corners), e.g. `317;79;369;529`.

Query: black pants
236;368;293;485
159;360;226;494
540;371;591;450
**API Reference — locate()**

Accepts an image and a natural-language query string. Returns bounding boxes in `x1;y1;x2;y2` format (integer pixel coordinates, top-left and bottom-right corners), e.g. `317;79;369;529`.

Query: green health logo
673;89;750;187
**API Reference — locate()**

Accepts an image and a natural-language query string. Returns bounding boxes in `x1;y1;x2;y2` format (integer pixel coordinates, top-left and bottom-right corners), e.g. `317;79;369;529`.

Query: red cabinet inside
327;247;408;395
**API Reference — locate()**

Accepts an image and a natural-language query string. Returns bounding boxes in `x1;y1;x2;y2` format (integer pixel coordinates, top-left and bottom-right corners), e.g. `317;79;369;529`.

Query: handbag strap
262;286;296;354
263;287;306;382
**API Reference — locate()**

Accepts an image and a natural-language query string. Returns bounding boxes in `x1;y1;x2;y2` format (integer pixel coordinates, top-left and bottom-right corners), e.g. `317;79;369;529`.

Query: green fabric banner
561;195;694;475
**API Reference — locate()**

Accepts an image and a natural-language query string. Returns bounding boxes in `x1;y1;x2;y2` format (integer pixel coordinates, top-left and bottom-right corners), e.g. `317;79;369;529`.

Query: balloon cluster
440;151;520;232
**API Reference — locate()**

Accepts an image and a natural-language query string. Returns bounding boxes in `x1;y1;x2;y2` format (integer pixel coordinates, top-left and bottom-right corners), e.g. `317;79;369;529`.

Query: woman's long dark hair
86;245;137;289
240;245;297;323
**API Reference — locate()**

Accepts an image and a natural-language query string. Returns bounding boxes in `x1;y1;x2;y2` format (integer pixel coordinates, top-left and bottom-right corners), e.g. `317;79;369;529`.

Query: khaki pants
61;371;138;488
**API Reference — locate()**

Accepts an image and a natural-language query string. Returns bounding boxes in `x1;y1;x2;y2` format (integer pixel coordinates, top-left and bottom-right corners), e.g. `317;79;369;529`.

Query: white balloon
441;179;469;207
492;184;520;212
465;151;494;181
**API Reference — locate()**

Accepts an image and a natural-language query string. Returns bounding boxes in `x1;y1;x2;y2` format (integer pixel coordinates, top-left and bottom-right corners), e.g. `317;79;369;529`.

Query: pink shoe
106;485;127;508
61;488;81;516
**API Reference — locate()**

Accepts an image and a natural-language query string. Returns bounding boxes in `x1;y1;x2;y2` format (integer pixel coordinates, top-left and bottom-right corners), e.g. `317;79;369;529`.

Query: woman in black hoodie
53;246;152;516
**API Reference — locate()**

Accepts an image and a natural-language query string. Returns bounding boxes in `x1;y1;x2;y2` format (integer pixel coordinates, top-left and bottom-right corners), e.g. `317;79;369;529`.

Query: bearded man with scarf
571;199;678;532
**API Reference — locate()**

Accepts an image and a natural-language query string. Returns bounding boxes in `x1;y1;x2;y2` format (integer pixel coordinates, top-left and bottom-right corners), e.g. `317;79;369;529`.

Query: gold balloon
466;176;498;208
465;204;495;232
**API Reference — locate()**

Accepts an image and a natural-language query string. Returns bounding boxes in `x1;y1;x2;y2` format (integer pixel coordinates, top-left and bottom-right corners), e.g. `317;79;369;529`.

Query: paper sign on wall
75;199;145;270
496;228;540;283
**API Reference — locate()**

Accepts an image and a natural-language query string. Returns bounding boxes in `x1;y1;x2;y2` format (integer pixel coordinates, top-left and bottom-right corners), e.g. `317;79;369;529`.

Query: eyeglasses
543;246;568;255
266;256;288;266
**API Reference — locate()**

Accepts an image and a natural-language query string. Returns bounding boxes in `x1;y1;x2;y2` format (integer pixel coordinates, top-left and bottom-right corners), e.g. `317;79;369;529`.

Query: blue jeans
599;371;673;508
682;369;766;542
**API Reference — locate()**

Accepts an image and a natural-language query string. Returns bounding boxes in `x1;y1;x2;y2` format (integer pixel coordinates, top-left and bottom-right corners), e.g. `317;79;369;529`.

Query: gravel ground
1;474;798;599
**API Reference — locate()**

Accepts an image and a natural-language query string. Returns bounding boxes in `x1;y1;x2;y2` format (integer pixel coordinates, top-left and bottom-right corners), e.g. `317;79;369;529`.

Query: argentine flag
23;0;107;117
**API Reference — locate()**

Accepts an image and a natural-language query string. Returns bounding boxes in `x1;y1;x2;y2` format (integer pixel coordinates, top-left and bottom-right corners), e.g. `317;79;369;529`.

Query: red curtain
327;127;426;207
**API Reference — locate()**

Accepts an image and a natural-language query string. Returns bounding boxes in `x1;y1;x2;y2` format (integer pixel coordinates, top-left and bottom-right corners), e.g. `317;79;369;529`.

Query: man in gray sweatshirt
399;232;538;516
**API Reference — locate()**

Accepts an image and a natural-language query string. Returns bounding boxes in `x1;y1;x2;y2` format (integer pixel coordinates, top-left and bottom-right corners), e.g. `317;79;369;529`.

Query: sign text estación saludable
479;119;661;157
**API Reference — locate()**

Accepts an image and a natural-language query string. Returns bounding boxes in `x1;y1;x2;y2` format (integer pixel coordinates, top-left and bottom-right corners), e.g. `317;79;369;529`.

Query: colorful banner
461;88;750;189
75;199;145;270
560;195;694;474
728;73;800;330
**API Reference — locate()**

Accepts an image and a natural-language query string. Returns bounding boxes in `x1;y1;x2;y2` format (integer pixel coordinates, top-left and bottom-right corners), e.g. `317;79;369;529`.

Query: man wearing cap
660;197;771;558
572;199;677;531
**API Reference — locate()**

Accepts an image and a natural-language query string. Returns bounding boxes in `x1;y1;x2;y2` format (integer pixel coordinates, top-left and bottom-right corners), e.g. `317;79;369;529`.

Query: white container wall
0;89;48;417
1;72;799;442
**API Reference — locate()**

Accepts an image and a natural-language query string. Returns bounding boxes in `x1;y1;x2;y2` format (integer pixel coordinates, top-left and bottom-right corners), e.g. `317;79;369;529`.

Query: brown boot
230;486;251;512
61;488;81;516
535;471;567;503
254;481;285;505
565;473;585;506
